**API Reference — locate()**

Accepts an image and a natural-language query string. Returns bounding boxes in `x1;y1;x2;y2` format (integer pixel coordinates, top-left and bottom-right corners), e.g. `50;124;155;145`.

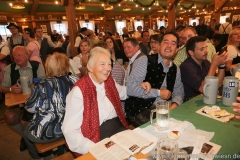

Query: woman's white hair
88;47;111;68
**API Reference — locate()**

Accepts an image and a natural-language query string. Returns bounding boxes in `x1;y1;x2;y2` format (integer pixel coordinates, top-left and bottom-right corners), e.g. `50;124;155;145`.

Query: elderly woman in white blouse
62;47;150;157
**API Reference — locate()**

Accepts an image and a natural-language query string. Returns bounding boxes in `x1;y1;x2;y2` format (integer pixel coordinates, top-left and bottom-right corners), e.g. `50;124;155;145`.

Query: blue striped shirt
126;53;184;105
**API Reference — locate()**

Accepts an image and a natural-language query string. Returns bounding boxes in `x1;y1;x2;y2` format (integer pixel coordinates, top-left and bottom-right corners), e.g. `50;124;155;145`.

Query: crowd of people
1;18;240;159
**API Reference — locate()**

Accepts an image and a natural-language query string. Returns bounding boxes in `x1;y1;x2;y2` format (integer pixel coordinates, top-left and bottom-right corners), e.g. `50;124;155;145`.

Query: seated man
125;32;184;127
173;27;216;67
180;36;228;102
2;46;45;152
4;54;78;159
1;46;45;93
62;47;150;156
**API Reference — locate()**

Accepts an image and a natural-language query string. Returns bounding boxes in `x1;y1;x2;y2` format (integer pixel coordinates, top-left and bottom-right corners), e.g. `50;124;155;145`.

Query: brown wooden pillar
167;0;179;31
31;15;36;28
30;0;39;28
214;11;221;24
65;0;77;57
214;0;227;24
167;4;176;31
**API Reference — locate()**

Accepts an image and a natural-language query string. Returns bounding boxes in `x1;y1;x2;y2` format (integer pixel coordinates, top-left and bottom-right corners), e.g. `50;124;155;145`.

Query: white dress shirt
69;59;80;75
0;44;10;56
73;54;83;69
219;22;232;34
74;33;85;47
62;75;127;154
36;35;56;48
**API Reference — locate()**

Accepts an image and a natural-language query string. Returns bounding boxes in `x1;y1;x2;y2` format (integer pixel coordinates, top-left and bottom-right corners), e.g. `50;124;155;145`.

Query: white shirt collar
129;50;141;63
89;74;105;90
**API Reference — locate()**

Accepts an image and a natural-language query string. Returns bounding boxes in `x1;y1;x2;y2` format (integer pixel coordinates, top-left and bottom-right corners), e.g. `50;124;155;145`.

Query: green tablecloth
140;95;240;160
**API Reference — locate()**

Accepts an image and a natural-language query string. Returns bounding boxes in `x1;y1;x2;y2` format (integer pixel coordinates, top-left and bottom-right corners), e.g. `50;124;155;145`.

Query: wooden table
5;92;30;107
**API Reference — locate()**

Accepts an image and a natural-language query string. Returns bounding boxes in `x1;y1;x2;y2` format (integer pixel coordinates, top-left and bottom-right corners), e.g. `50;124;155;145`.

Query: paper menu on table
200;141;221;160
89;130;154;160
190;135;205;160
89;138;130;160
110;130;152;155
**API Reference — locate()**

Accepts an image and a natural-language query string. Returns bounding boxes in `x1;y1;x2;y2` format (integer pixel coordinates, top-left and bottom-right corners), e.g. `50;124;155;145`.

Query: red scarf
73;74;128;157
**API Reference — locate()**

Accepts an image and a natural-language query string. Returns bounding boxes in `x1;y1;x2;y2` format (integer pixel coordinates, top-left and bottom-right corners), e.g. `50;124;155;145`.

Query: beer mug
116;58;123;65
203;76;219;104
157;139;189;160
150;101;170;131
222;76;239;106
17;76;31;95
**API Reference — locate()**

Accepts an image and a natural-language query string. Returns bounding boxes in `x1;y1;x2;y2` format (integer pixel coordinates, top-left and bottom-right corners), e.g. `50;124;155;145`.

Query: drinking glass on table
157;139;189;160
150;101;170;131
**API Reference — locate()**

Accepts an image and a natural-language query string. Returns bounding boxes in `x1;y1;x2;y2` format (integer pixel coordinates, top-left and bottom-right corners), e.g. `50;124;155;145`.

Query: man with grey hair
1;46;45;93
120;27;132;43
2;46;45;152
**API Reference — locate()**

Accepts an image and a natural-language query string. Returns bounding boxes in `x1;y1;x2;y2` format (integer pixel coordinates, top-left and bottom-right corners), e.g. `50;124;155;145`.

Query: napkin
142;118;214;149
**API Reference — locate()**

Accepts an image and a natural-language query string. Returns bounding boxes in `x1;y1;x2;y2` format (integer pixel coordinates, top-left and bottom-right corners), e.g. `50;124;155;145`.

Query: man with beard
180;36;227;102
173;27;216;67
125;32;184;127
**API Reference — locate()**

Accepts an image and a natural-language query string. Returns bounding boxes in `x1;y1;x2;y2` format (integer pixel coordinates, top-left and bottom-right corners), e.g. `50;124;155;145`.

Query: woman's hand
81;55;89;67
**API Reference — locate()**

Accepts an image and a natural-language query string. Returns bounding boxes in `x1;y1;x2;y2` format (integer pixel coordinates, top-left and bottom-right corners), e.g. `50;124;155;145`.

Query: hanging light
158;7;165;12
11;0;25;9
76;1;86;10
104;3;113;10
192;3;196;9
123;5;131;11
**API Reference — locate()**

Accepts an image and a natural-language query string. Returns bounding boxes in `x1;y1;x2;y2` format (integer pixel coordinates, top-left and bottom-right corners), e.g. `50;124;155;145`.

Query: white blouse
62;75;127;154
227;45;240;60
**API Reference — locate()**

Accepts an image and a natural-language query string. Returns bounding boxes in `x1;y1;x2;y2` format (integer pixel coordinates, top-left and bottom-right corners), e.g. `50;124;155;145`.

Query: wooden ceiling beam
214;0;227;12
167;0;180;10
61;0;68;6
30;0;39;15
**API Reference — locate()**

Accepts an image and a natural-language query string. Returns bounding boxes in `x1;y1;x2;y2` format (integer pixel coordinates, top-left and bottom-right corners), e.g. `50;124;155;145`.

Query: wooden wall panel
35;21;52;35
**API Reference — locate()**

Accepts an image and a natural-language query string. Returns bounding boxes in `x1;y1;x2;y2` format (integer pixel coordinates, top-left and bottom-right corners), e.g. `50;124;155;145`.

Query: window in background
189;17;200;26
50;21;68;35
220;13;231;24
157;20;165;29
79;21;95;31
133;20;143;31
115;20;126;35
0;25;11;43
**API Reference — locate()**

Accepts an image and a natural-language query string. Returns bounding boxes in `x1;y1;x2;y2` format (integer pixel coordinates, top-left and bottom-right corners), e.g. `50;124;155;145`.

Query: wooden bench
51;152;74;160
34;138;66;153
